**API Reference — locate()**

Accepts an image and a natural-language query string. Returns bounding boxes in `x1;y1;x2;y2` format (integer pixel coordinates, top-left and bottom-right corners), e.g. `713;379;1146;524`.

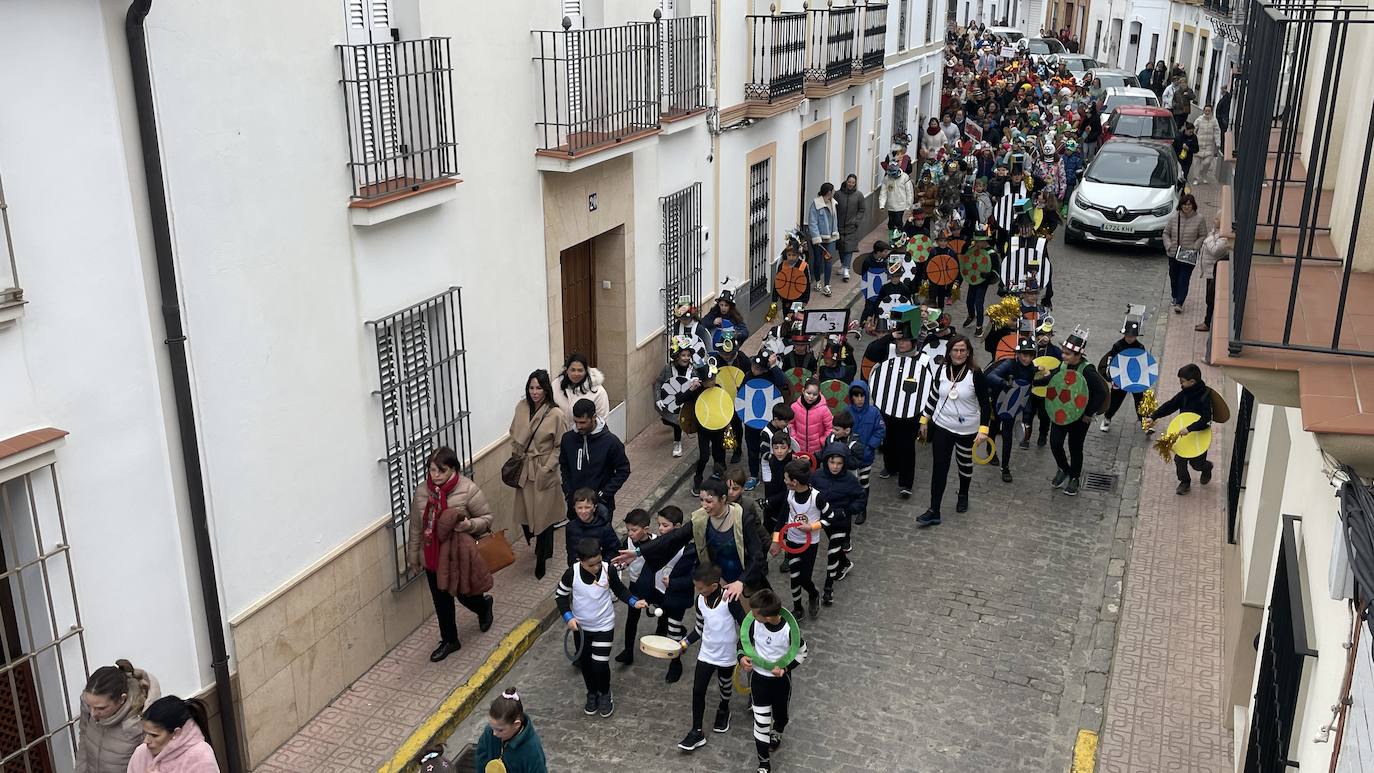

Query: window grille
859;4;888;72
1226;387;1255;544
748;159;772;306
925;0;936;44
662;183;704;346
367;288;473;589
0;169;21;310
0;465;88;773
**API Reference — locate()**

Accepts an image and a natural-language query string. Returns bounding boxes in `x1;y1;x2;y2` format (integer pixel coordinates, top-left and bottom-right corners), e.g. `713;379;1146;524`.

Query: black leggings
823;520;852;589
995;413;1022;471
425;570;486;645
1023;395;1051;442
1175;451;1213;483
1104;389;1144;420
752;672;792;762
745;425;765;478
965;282;990;326
661;416;682;442
928;423;974;513
884;416;921;490
696;428;726;479
691;661;736;732
785;543;819;604
576;628;615;695
1050;419;1090;478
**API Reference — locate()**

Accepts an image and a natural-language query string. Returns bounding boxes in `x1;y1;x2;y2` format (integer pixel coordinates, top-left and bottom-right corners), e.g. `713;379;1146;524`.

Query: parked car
1101;105;1177;145
1099;87;1162;126
1023;36;1067;63
1065;140;1182;247
1057;54;1102;83
1084;68;1141;90
986;26;1025;43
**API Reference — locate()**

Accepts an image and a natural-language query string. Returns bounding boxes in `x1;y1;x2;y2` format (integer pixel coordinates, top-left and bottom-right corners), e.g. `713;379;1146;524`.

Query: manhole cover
1083;472;1118;492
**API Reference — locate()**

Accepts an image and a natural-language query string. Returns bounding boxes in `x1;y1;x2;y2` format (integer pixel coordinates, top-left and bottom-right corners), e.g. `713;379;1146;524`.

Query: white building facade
1084;0;1171;73
0;0;942;768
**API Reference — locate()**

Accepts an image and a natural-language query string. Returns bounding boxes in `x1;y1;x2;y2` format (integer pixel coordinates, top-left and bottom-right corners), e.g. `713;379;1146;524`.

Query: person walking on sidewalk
77;660;160;773
1144;363;1216;495
917;336;992;526
125;697;218;773
1173;122;1200;185
509;370;566;580
1170;79;1196;137
1215;85;1232;156
1192;105;1222;185
1163;194;1207;314
473;689;548;773
559;399;632;521
407;446;496;662
1196;214;1231;333
806;182;840;296
879;166;915;232
835;174;866;283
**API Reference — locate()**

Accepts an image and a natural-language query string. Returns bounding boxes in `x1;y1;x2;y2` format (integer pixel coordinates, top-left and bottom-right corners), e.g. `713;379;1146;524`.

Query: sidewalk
1096;178;1233;771
251;224;884;772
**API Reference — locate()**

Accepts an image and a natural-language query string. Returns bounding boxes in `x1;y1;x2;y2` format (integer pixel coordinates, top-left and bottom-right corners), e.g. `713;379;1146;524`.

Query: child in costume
614;508;658;667
674;563;748;753
774;460;830;620
811;443;865;605
556;538;648;718
741;588;808;773
1097;305;1149;433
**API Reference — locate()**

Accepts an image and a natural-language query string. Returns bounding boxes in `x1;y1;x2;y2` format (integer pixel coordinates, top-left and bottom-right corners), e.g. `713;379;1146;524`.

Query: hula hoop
779;521;814;555
972;436;997;465
732;664;753;695
563;627;586;663
739;607;802;672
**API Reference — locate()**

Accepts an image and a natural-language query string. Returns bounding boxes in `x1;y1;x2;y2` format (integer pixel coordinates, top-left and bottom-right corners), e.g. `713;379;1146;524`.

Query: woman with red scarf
406;447;496;662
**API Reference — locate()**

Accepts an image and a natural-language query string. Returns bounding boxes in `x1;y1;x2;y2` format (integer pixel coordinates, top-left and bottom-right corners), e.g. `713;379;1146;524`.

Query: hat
887;253;905;274
1121;303;1148;336
1015;335;1037;354
719;288;735;304
873;239;891;252
750;353;770;370
669;335;694;356
790;332;811;345
1062;325;1089;355
1021;274;1040;293
1036;319;1055;336
972;221;992;240
887;166;902;177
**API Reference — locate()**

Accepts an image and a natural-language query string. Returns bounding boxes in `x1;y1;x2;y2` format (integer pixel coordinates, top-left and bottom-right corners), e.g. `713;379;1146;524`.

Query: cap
873;239;891;252
750;353;770;370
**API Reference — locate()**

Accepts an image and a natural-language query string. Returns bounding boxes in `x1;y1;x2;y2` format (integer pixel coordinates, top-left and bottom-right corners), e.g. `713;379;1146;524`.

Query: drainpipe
124;3;243;771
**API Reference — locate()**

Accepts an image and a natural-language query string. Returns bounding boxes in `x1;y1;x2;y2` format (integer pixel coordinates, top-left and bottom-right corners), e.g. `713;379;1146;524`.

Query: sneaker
1018;438;1030;451
1099;418;1111;432
854;510;867;525
758;758;772;773
1036;435;1048;448
1173;304;1183;314
822;284;833;296
745;477;758;491
1194;323;1210;332
672;441;683;457
769;731;783;752
878;469;893;479
821;588;834;607
792;602;807;621
690;477;702;496
678;728;707;751
1200;462;1214;485
713;704;731;733
1001;468;1013;483
665;658;683;684
898;488;912;499
974;324;985;338
808;593;821;618
843;267;851;281
916;509;942;527
615;649;634;665
1052;470;1068;489
962;315;975;328
956;494;969;513
1176;480;1191;495
1064;477;1080;496
598;692;615;717
584;691;599;715
837;558;854;581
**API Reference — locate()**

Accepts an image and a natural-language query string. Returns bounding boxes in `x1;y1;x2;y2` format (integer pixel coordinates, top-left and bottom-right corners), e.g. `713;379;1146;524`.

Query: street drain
1083;472;1119;492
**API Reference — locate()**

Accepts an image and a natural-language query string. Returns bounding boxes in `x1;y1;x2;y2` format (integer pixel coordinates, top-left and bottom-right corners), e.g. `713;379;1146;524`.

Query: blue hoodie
845;381;886;466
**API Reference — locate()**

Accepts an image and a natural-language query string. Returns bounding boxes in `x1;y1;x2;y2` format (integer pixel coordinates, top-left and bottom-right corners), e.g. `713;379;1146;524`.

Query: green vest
690;503;745;569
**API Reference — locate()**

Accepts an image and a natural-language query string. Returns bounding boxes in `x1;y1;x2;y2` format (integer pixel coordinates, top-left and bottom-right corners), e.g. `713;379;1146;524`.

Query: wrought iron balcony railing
337;38;459;200
859;3;888;72
805;6;858;86
535;19;661;157
745;12;807;102
661;15;709;117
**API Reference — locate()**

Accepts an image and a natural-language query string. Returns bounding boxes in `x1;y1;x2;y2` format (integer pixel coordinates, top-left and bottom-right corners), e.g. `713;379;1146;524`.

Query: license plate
1102;222;1134;233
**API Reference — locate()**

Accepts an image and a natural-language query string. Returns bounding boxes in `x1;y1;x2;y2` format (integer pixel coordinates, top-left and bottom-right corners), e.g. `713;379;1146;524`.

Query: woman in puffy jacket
1163;193;1208;313
789;379;834;458
124;696;218;773
76;660;159;773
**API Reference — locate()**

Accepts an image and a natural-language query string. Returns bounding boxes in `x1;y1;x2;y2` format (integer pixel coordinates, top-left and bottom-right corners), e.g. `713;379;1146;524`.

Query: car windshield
1086;149;1176;188
1027;38;1066;54
1103;95;1151;112
1095;73;1139;89
1064;58;1098;73
1110;113;1176;139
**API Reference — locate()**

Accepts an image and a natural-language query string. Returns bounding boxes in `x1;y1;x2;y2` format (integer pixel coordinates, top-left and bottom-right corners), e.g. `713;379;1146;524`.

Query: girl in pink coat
790;380;834;458
125;696;218;773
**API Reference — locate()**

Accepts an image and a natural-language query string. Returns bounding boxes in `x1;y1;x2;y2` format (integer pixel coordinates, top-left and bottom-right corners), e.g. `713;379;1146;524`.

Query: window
368;289;472;588
662;183;704;341
0;461;86;773
338;0;459;199
925;0;936;44
748;160;771;306
893;91;910;138
1093;20;1102;58
1149;33;1159;64
0;169;22;316
898;0;909;50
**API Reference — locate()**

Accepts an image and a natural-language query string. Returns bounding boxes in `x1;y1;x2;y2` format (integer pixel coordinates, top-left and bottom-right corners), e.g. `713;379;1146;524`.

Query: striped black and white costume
869;353;931;492
1000;236;1052;290
748;616;809;767
920;359;992;517
556;563;640;702
680;588;747;735
780;488;830;606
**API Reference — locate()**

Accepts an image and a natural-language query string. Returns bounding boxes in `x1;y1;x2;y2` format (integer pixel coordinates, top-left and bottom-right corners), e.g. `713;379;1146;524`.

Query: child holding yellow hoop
1143;363;1216;496
740;588;808;773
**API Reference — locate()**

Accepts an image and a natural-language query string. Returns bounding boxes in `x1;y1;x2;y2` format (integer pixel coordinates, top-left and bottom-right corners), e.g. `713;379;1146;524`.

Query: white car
1057;54;1102;83
1065;141;1182;248
1024;37;1067;64
985;26;1024;43
1099;87;1162;126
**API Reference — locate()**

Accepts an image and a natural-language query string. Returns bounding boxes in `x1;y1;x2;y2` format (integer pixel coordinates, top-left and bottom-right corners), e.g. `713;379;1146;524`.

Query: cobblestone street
448;236;1175;772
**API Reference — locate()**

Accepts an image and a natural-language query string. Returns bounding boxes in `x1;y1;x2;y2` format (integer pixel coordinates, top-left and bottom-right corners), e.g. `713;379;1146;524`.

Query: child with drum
650;505;697;684
614;509;658;667
775;460;832;620
555;538;648;719
673;563;748;753
1097;307;1148;433
740;588;808;773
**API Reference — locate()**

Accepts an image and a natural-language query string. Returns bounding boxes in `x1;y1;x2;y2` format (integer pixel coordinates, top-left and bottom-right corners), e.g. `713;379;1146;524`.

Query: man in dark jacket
560;398;632;517
1215;85;1232;155
1145;363;1215;495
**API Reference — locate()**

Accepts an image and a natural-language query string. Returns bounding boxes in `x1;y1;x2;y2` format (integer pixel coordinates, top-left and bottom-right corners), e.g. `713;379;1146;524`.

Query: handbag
476;529;516;574
1174;247;1199;266
501;406;550;488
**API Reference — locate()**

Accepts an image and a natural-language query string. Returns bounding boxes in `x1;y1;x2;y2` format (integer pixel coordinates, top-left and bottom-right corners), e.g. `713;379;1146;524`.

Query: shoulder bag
501;405;549;489
476;529;516;574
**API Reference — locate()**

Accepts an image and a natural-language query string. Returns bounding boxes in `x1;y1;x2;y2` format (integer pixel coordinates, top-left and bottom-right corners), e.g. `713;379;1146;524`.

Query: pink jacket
789;396;833;457
125;726;218;773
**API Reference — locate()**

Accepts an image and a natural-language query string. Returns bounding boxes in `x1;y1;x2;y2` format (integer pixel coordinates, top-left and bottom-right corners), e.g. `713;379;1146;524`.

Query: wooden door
561;241;597;363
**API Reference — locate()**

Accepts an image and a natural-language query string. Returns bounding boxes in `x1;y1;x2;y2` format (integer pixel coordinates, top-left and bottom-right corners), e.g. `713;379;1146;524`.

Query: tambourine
779;521;815;554
639;634;684;659
972;436;997;465
739;607;802;671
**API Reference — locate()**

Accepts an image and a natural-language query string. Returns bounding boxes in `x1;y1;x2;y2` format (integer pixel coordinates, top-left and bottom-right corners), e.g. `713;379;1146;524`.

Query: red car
1100;105;1177;146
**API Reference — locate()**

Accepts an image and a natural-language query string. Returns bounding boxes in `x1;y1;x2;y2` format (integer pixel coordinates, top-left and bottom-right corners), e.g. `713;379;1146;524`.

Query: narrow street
448;235;1176;771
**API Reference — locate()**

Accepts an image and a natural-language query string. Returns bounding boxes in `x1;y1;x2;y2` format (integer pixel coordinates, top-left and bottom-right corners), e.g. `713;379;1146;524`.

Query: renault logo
1114;206;1127;219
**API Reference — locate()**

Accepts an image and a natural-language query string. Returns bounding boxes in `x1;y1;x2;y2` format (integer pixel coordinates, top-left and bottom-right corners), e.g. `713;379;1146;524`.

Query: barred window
368;289;473;588
662;183;704;344
748;160;772;306
0;462;86;773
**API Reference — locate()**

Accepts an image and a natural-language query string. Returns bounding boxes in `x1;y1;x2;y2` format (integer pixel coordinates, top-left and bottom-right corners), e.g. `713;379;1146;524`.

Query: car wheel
1065;225;1083;246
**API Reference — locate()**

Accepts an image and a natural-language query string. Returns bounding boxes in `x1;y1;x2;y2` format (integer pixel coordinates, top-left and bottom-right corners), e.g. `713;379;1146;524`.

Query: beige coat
508;400;566;535
552;367;610;431
405;476;495;597
1164;209;1208;255
76;664;159;773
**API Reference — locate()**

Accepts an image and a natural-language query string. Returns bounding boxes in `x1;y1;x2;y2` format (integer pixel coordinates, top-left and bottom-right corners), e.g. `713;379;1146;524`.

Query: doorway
1109;18;1123;67
1125;21;1141;71
1207;47;1222;104
560;240;597;363
799;133;829;224
843;118;859;181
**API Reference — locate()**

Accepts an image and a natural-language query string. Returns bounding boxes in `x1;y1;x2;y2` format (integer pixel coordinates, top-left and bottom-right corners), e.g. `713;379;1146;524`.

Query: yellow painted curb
1071;729;1098;773
377;613;548;773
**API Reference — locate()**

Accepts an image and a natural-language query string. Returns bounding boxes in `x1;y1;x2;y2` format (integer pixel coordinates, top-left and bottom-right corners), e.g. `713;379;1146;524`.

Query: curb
1071;730;1099;773
376;599;558;773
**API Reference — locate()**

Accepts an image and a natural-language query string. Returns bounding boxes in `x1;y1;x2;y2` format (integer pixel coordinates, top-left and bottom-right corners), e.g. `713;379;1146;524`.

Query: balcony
337;38;460;206
744;12;807;105
859;3;888;73
534;19;662;160
0;170;23;327
804;6;857;95
661;15;709;121
1212;0;1374;471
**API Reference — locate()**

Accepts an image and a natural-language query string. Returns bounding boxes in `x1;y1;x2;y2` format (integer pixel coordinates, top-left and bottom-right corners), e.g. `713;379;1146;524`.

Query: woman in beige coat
1163;193;1208;313
509;370;566;579
406;447;495;662
76;660;159;773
